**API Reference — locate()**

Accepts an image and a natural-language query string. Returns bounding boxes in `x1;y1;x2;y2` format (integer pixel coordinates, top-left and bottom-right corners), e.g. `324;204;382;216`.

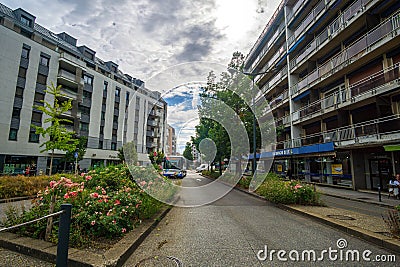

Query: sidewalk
315;185;400;208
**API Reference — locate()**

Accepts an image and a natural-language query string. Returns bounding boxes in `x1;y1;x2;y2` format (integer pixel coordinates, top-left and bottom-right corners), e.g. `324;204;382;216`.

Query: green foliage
32;83;79;175
183;142;194;160
256;173;321;205
3;164;171;248
65;136;87;162
383;209;400;238
149;150;164;165
118;141;138;165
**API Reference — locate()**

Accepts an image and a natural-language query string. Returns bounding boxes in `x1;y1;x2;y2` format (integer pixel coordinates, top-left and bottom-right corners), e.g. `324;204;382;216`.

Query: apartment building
166;124;177;156
0;3;167;174
245;0;400;190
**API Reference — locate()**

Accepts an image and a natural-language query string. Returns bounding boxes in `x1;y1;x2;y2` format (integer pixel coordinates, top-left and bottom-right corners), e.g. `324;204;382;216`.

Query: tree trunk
49;150;54;176
45;194;56;241
219;159;222;176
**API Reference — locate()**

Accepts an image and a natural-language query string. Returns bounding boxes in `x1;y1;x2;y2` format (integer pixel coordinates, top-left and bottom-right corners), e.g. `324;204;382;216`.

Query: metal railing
0;204;72;267
291;10;400;96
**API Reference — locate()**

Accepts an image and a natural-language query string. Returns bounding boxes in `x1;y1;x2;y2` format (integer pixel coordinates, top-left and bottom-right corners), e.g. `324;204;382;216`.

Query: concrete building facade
245;0;400;190
0;3;167;174
166;124;177;156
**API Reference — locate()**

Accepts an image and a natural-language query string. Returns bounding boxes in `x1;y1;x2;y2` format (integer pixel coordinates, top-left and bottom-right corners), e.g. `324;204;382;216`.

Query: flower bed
3;164;176;248
256;173;321;205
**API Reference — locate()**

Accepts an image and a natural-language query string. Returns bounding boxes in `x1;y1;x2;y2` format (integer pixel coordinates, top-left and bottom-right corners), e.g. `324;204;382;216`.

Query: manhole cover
327;214;355;220
135;256;183;267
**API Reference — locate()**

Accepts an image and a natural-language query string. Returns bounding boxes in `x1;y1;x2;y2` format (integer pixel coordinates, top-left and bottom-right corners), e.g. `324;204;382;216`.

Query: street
124;171;398;266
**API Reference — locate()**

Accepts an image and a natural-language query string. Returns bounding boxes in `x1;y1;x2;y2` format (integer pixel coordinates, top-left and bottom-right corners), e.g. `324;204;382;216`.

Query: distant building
0;3;167;174
166;124;177;155
245;0;400;190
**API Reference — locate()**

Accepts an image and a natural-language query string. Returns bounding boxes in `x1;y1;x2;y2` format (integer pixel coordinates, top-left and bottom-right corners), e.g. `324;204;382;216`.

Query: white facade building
0;4;167;174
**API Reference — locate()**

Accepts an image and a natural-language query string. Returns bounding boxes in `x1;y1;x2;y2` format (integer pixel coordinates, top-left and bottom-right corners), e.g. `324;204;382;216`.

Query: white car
196;164;209;172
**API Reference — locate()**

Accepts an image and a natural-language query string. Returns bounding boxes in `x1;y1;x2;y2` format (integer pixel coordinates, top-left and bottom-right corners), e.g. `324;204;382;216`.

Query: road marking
196;179;202;182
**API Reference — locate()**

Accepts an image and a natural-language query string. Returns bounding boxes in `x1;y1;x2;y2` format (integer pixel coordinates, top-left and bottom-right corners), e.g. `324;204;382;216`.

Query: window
34;92;45;103
79;106;90;115
113;115;118;123
80;123;89;132
12;108;21;119
15;87;24;97
98;140;103;149
115;87;121;97
102;97;107;105
36;74;47;85
9;129;18;141
112;129;117;136
111;142;117;150
126;92;130;102
83;90;92;99
100;126;104;134
20;15;31;27
114;102;120;110
31;111;42;123
21;47;29;59
83;51;94;60
101;111;105;120
39;55;49;66
103;81;108;91
29;131;39;143
18;67;27;78
111;65;117;72
83;75;93;85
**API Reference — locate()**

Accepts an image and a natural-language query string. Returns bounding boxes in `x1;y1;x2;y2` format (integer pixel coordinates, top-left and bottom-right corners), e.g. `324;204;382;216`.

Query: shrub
383;206;400;238
3;164;174;248
256;173;320;205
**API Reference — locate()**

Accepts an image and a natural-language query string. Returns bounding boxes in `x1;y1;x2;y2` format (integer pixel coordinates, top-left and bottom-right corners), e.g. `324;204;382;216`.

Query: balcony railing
269;89;289;110
291;11;400;96
290;63;400;124
58;69;77;83
261;65;288;93
287;0;329;47
289;0;375;71
276;114;400;150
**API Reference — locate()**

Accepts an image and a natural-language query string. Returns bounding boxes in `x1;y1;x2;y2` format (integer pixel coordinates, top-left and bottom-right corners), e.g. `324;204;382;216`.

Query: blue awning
292;90;310;101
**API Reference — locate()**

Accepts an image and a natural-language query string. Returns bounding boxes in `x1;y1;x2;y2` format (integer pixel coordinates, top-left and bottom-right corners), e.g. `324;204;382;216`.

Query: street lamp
243;69;275;175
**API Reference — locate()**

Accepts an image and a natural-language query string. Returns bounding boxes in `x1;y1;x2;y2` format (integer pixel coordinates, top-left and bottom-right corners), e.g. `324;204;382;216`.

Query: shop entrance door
369;158;391;190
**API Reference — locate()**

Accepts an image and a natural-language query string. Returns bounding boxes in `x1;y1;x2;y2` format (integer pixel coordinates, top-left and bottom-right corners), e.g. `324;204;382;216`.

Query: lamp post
243;69;275;175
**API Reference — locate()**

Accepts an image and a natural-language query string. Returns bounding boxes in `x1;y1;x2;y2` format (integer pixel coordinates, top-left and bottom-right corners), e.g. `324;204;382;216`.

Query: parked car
196;164;209;172
163;168;186;179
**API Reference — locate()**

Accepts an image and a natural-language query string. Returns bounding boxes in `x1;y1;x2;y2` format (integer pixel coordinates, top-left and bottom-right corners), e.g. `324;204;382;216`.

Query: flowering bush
4;164;175;247
256;173;321;205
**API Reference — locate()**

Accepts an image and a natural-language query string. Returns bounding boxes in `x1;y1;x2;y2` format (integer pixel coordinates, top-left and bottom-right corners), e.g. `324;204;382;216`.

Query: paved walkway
316;185;400;208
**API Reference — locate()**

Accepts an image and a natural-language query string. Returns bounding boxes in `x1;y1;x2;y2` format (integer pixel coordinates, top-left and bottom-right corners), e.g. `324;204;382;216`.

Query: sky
2;0;280;153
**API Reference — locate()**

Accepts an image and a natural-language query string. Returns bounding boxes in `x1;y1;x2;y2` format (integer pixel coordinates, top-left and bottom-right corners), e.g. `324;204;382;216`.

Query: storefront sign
331;164;343;175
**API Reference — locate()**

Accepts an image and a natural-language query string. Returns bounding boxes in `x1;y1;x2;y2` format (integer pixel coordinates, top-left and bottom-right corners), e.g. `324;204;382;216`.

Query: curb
0;205;173;267
230;185;400;254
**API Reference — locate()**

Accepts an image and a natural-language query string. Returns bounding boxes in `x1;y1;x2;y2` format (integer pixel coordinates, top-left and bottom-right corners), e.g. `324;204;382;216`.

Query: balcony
285;115;400;149
291;63;400;124
59;52;87;70
287;0;331;47
290;0;376;72
269;89;289;110
291;12;400;97
260;65;288;93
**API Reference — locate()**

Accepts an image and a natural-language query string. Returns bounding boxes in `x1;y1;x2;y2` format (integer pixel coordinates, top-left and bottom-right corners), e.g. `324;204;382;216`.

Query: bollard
56;204;72;267
378;185;382;202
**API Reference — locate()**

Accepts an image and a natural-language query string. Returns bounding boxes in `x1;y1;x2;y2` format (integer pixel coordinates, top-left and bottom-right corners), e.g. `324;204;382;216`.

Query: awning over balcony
292;89;310;101
384;144;400;152
249;142;335;159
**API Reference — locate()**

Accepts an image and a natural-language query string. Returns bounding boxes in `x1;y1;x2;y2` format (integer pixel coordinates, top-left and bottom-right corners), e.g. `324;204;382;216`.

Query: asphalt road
124;171;399;266
320;194;392;218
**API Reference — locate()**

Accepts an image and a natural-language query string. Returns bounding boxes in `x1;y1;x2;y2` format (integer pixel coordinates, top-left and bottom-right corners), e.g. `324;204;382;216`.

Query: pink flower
135;203;140;209
102;188;106;195
153;151;157;156
85;175;92;181
112;219;116;224
294;184;302;190
49;181;57;188
64;193;70;199
90;192;99;198
80;173;85;177
114;199;121;205
69;191;78;198
139;181;147;187
91;220;96;226
122;228;126;233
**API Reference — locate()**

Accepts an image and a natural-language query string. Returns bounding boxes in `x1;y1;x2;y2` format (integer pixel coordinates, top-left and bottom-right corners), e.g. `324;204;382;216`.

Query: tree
32;83;78;176
183;142;194;160
118;141;138;166
64;136;87;170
